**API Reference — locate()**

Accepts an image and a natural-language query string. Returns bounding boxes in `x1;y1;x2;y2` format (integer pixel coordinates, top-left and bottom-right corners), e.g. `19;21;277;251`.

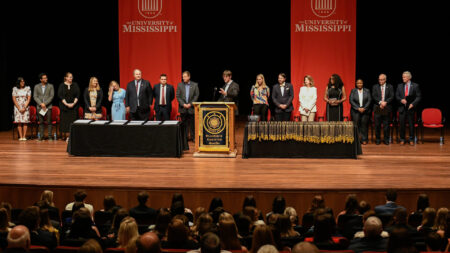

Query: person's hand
219;88;226;96
280;104;287;110
68;103;74;108
90;107;96;112
408;104;414;110
304;108;309;113
358;108;365;113
19;107;25;113
126;106;130;113
401;99;407;105
186;104;191;109
380;101;387;107
109;86;113;92
41;103;46;110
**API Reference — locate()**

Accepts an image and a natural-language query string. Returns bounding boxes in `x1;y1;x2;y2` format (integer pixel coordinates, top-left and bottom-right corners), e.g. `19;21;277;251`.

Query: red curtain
291;0;356;120
119;0;182;119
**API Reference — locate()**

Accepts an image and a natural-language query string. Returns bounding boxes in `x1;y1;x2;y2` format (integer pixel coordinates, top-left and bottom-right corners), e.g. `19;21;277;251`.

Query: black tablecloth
242;123;362;159
67;122;187;157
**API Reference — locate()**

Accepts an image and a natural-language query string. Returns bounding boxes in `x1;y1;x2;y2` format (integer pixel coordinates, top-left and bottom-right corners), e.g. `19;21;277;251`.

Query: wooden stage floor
0;124;449;215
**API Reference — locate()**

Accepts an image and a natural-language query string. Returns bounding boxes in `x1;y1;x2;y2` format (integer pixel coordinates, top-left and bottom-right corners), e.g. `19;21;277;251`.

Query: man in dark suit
129;191;157;225
217;70;239;115
176;71;199;141
348;217;388;253
372;74;394;145
349;79;372;144
374;189;405;216
272;73;294;121
125;69;153;120
396;71;421;145
153;74;175;121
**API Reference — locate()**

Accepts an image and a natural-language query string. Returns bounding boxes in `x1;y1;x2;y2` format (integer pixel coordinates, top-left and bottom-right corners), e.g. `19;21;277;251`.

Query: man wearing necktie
272;73;294;121
372;74;394;145
218;70;240;115
176;71;199;141
396;71;421;145
125;69;153;120
154;74;175;121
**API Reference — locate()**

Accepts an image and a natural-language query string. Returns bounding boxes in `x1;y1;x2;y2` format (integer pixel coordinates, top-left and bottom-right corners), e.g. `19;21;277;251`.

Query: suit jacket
348;236;388;253
272;83;294;113
176;81;199;114
349;88;371;113
125;79;153;113
129;204;157;221
153;83;175;113
395;82;421;112
218;81;240;115
372;83;394;113
374;202;405;216
33;83;54;111
83;88;103;114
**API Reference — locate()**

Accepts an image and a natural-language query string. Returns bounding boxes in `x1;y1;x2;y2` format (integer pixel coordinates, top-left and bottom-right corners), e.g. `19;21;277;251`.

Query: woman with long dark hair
324;74;346;121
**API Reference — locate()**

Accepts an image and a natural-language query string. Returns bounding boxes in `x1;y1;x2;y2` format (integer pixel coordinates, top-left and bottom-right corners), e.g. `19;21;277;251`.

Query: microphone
212;87;218;101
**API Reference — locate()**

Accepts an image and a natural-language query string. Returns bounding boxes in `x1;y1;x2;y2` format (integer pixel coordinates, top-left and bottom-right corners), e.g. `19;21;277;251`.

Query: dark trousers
374;112;390;142
38;108;52;138
399;109;415;142
351;110;369;142
253;104;268;121
275;111;291;121
181;112;195;140
130;106;150;120
156;106;171;121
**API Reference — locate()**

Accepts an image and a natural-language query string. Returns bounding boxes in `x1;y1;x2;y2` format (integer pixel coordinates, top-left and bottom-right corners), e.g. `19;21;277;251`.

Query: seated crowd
0;190;449;253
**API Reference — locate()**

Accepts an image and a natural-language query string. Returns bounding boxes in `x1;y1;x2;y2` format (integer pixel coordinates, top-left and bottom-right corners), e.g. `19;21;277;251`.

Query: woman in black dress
324;74;346;121
58;72;80;141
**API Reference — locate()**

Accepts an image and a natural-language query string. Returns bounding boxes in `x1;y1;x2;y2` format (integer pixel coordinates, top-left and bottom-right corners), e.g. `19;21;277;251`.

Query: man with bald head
348;216;388;253
372;74;394;145
128;232;161;253
125;69;153;120
292;242;320;253
6;225;30;253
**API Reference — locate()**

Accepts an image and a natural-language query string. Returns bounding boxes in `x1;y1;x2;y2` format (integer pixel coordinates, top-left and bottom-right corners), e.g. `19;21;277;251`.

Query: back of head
40;190;54;207
292;242;320;253
72;201;86;213
118;217;139;247
272;196;286;214
387;227;415;253
284;207;298;225
434;207;448;230
363;216;382;238
209;197;223;213
74;190;88;202
392;208;408;225
71;209;93;236
425;232;442;251
313;213;333;242
236;214;252;236
18;206;40;232
257;244;279;253
200;232;221;253
243;195;257;210
422;207;436;227
78;239;103;253
386;189;398;202
310;195;325;212
113;208;130;230
170;201;185;216
104;195;117;212
275;214;292;234
167;218;188;243
7;225;30;249
251;225;275;253
134;232;161;253
344;194;358;214
137;191;149;206
218;219;240;250
197;213;214;237
416;194;429;212
154;208;171;235
0;208;9;230
358;200;371;215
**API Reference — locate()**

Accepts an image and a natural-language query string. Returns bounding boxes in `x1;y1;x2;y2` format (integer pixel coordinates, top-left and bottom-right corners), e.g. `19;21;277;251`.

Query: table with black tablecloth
67;122;187;157
242;121;362;159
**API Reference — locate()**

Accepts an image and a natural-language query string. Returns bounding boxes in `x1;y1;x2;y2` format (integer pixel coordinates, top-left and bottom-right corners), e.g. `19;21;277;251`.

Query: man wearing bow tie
272;73;294;121
125;69;153;120
395;71;421;146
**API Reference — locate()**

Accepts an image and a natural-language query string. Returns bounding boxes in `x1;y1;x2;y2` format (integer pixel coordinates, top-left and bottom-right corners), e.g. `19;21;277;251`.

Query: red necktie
161;85;166;105
405;84;408;97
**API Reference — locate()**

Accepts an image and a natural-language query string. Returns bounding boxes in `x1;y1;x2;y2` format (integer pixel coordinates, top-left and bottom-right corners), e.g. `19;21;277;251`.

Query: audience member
66;190;94;215
374;189;405;216
5;225;30;253
130;191;157;225
78;239;103;253
18;206;57;249
348;216;387;253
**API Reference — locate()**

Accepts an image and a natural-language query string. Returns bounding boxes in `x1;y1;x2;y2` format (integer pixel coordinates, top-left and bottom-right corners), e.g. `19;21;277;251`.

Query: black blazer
153;83;175;113
83;88;103;114
125;79;153;113
349;88;371;113
395;82;421;112
272;83;294;113
372;83;394;112
218;81;239;103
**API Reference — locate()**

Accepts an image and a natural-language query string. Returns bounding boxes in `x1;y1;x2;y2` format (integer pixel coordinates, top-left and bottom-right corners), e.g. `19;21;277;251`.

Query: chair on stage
36;105;60;139
12;105;37;140
78;107;84;119
420;108;445;144
101;106;108;120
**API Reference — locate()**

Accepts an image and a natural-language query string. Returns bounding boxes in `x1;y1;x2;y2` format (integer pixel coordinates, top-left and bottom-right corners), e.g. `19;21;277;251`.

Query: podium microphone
213;87;218;101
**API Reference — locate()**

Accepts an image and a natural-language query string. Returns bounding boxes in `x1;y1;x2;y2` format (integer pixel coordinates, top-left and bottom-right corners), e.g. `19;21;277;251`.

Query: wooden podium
193;102;237;158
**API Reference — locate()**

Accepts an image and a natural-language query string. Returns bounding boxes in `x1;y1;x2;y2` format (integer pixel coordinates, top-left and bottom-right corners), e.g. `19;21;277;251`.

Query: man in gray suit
33;73;54;141
176;71;199;141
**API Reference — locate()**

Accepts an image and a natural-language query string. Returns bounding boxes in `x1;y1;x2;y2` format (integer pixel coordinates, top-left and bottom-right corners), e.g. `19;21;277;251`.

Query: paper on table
74;119;92;124
90;120;109;125
144;121;162;125
39;109;47;116
127;121;145;125
161;120;179;125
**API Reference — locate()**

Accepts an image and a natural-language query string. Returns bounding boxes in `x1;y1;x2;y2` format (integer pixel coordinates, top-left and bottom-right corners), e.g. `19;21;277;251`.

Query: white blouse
298;86;317;115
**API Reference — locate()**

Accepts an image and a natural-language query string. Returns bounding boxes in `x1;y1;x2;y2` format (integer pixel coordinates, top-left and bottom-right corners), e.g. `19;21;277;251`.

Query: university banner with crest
291;0;356;118
118;0;181;118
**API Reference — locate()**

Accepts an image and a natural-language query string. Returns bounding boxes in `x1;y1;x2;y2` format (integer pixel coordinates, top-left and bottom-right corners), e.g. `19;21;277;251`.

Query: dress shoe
400;141;405;145
409;141;415;146
362;141;367;145
375;140;381;145
384;140;389;145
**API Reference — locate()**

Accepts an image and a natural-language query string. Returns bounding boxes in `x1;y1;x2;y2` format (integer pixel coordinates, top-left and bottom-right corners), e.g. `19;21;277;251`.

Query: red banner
291;0;356;119
119;0;181;119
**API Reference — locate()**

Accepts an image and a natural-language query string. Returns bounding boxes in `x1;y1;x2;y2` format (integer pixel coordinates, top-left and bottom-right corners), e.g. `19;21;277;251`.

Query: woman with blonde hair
433;207;448;237
250;74;270;121
117;217;139;248
108;80;126;120
84;77;103;120
36;190;60;222
299;75;317;121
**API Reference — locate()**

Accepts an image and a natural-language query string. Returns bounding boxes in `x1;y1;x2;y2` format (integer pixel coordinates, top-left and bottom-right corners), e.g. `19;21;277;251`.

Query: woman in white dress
298;75;317;122
12;77;31;141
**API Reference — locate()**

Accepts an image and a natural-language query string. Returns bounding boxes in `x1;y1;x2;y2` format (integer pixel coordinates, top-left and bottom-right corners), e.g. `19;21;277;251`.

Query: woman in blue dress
108;81;126;120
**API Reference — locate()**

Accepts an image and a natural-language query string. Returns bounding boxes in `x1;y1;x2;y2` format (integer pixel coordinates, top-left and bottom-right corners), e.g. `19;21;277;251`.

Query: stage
1;123;449;218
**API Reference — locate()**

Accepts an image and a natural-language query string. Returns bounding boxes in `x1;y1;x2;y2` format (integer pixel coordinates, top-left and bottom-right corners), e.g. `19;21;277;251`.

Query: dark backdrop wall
1;0;448;130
